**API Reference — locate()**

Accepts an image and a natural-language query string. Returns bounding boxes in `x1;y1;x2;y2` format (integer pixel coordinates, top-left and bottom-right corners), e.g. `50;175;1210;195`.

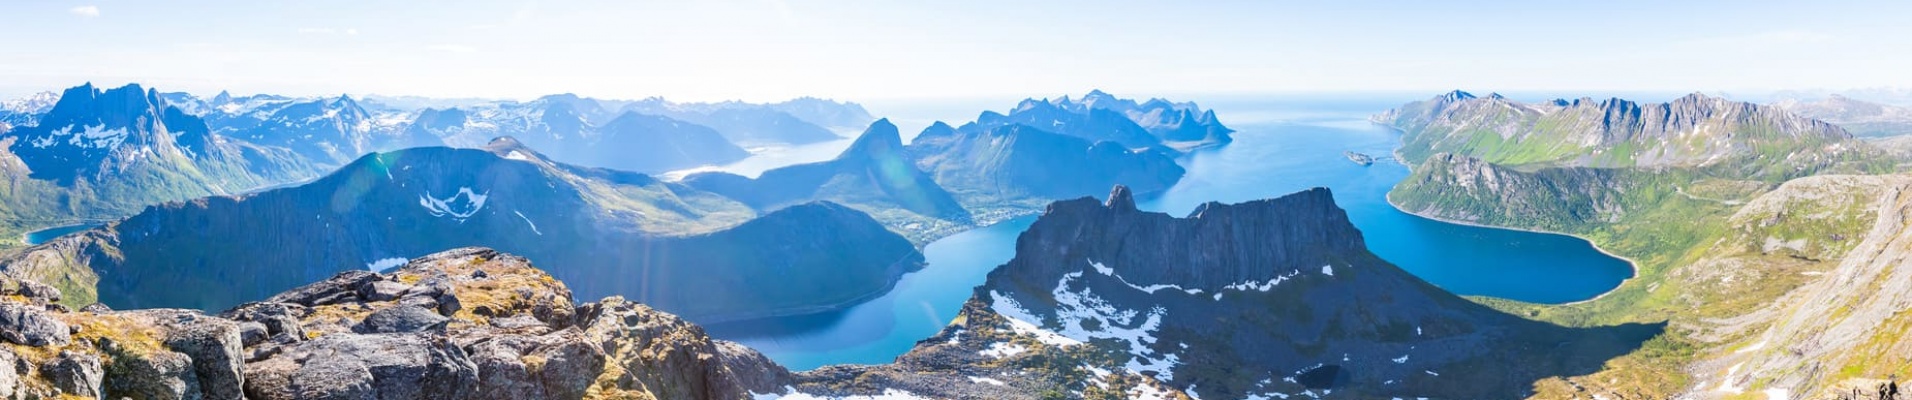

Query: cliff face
0;141;922;324
0;247;792;400
795;186;1659;400
1392;152;1638;231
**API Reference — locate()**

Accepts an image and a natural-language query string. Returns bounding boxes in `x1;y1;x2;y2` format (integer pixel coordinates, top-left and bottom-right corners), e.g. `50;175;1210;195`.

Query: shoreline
1382;190;1643;307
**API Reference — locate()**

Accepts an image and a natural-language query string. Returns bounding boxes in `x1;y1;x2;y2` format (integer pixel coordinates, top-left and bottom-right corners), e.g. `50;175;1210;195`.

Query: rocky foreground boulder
0;247;792;399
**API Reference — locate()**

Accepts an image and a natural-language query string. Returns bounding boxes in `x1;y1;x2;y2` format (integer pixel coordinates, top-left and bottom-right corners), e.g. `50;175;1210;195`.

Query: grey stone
359;281;412;303
237;321;269;346
353;306;449;334
130;309;246;400
264;270;378;306
0;302;69;346
42;350;103;398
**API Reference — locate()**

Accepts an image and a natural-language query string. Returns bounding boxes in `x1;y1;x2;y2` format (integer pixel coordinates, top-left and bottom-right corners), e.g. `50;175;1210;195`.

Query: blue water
704;97;1634;371
23;224;97;245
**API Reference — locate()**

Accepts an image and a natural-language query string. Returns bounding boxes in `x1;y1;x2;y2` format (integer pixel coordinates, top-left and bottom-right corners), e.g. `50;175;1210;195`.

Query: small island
1344;150;1374;166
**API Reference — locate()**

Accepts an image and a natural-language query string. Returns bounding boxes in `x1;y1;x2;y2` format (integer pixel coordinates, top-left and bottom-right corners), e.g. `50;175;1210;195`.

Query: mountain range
1772;94;1912;138
0;136;921;323
0;83;876;246
0;185;1661;399
0;83;321;247
682;91;1221;243
1378;90;1912;398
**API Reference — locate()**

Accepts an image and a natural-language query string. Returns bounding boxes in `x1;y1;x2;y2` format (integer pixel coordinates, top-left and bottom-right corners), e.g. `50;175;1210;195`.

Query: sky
2;0;1910;102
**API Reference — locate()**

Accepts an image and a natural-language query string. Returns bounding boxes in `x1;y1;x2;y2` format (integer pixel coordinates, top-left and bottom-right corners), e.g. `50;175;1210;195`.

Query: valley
3;86;1912;399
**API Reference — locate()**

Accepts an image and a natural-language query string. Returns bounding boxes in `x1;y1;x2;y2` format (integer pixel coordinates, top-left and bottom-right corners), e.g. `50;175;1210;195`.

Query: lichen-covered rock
101;347;200;400
0;302;69;346
42;350;103;398
245;332;479;400
1;247;801;400
128;309;247;400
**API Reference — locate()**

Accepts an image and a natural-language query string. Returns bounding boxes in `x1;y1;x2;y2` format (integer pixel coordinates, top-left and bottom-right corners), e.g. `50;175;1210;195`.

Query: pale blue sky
2;0;1908;102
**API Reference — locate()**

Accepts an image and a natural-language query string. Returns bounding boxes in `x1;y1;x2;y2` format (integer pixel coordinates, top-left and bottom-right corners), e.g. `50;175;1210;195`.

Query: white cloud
69;5;100;17
428;44;478;53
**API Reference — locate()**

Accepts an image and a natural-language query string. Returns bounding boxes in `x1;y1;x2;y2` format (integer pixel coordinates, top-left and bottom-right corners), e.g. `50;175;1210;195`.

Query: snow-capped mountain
402;98;748;173
0;91;59;126
972;90;1234;152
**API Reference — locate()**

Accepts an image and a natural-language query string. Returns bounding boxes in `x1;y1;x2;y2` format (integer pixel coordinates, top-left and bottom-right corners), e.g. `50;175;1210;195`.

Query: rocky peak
1103;184;1137;211
834;118;902;161
1438;89;1477;102
40;82;165;129
1024;186;1362;289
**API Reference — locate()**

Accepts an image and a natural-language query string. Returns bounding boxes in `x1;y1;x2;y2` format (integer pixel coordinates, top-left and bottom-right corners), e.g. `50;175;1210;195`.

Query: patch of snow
752;386;933;400
504;150;533;161
987;291;1083;347
1763;388;1789;400
1393;354;1409;364
1718;362;1745;393
1425;370;1439;376
418;187;490;222
1321;265;1334;276
1736;340;1766;354
366;257;408;272
979;342;1026;358
1128;382;1179;400
513;210;543;235
966;377;1006;386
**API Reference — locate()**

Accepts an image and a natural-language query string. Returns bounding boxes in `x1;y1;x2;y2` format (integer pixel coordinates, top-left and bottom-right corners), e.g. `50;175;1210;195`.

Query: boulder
243;333;477;400
0;302;69;346
101;348;200;400
237;322;270;347
42;350;103;398
353;306;449;334
219;302;306;339
359;280;412;302
129;309;247;400
265;270;378;306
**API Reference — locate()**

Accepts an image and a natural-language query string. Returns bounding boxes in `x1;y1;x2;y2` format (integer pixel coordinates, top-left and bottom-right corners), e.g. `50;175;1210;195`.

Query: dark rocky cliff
801;186;1661;399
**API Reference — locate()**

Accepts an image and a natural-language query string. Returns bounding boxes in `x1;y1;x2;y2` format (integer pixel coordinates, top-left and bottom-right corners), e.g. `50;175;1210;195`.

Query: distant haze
3;0;1910;102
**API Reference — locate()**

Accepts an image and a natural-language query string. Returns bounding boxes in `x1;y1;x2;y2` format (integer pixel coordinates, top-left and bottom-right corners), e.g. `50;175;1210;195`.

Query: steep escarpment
0;248;793;399
794;186;1659;399
1392;153;1643;232
0;140;921;324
